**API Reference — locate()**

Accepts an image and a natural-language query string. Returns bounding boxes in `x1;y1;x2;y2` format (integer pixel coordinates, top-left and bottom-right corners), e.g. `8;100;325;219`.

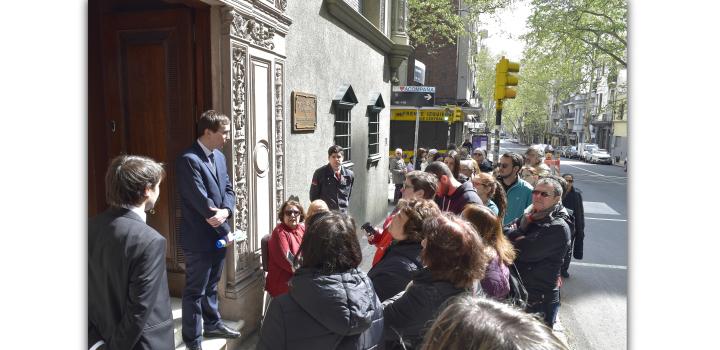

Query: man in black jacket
506;177;571;329
88;155;174;350
309;145;355;213
561;173;585;277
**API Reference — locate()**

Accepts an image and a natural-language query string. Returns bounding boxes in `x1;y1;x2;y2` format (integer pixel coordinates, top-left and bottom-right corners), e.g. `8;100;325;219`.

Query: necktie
208;153;217;176
335;171;341;182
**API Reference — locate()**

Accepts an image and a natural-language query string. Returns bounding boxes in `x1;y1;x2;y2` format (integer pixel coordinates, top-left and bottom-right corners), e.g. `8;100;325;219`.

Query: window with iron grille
334;104;353;163
368;110;380;157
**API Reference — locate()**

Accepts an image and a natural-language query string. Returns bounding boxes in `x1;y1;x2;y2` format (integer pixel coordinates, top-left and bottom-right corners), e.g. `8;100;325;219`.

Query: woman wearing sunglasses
505;177;572;329
265;199;306;297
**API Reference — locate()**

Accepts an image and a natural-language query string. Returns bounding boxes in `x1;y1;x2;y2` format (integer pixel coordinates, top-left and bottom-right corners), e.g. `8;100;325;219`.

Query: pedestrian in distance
258;211;384;350
427;148;440;162
496;152;534;225
415;147;428;171
367;171;438;267
382;213;488;349
525;144;552;177
265;199;306;298
389;148;407;205
89;154;174;350
505;177;572;329
461;137;473;155
443;150;465;182
561;173;585;278
309;145;355;213
472;147;494;173
369;198;441;301
175;110;240;349
424;161;482;215
462;204;517;300
519;165;540;187
419;295;569;350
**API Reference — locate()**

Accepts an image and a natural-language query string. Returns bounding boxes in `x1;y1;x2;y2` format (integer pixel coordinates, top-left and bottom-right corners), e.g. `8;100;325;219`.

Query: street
502;141;628;350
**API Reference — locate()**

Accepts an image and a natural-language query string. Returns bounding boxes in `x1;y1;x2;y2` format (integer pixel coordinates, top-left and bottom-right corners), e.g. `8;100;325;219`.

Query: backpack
507;264;529;310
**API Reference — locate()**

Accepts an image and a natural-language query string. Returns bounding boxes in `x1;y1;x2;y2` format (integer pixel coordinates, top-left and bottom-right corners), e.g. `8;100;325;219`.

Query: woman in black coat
368;199;441;301
258;212;384;350
561;173;585;277
382;213;488;349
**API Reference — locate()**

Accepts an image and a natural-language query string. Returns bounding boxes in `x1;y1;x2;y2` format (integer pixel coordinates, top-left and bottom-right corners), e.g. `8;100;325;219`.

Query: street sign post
391;86;436;165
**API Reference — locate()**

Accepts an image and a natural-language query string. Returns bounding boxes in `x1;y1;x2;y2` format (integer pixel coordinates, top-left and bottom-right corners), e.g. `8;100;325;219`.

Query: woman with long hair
462;204;516;300
258;211;383;349
470;172;507;220
443;150;465;182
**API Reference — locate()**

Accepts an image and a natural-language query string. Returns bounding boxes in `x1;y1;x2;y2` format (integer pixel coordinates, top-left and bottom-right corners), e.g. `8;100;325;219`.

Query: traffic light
494;56;520;101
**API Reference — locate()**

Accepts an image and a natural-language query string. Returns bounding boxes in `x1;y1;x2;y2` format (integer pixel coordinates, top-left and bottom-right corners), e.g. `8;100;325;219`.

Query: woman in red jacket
265;199;306;297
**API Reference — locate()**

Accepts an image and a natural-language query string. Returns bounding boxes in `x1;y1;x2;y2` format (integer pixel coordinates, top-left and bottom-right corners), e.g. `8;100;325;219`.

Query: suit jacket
176;141;237;252
88;208;174;350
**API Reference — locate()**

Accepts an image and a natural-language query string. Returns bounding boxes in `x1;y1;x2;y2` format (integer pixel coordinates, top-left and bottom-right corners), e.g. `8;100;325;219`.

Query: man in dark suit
309;145;354;213
176;110;240;350
88;155;174;350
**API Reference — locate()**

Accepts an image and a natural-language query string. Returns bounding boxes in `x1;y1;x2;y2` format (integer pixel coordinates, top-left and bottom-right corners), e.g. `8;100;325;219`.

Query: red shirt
265;223;305;297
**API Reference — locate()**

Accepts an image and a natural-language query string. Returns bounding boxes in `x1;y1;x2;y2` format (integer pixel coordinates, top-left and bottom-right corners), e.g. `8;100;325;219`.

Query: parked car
557;146;569;157
580;144;599;161
590;149;612;164
563;146;578;158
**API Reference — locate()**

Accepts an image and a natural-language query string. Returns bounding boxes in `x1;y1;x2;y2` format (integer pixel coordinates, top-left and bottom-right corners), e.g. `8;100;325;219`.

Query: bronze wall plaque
292;91;317;132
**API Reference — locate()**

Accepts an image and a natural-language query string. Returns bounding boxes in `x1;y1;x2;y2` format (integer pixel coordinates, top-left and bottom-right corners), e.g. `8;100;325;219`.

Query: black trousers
393;183;403;204
561;236;575;273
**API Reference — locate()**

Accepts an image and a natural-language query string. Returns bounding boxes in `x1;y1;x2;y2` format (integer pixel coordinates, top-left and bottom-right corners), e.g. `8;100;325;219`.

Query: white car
590;149;612;164
580;144;599;161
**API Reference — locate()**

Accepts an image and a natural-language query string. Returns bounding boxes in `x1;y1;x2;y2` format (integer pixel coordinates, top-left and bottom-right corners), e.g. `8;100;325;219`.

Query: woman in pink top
265;200;306;297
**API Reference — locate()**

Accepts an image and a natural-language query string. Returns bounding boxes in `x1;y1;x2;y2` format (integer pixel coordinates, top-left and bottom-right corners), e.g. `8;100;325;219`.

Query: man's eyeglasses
531;190;556;198
285;209;301;216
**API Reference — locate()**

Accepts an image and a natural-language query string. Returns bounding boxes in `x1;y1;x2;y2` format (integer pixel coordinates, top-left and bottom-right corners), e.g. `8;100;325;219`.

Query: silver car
590;149;612;164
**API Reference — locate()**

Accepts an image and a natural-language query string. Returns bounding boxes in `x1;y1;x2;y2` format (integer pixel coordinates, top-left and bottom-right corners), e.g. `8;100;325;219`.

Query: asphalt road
502;141;628;350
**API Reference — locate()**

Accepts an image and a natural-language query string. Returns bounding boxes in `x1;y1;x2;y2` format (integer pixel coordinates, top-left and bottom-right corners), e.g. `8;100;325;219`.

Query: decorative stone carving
228;9;276;50
274;63;285;209
277;0;287;12
391;0;408;35
231;44;250;244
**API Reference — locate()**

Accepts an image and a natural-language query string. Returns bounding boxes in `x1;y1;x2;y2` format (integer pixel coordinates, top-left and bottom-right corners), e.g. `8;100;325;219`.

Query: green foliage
408;0;510;52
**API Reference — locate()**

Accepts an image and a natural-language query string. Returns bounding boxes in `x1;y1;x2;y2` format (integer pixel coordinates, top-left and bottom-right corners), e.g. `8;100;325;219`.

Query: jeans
526;288;561;328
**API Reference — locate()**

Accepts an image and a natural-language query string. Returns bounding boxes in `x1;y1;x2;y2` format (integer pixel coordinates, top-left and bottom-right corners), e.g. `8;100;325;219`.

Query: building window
335;106;352;163
332;84;359;166
367;92;385;164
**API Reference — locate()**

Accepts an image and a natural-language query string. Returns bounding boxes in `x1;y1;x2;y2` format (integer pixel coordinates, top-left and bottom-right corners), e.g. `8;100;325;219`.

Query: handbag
506;264;529;310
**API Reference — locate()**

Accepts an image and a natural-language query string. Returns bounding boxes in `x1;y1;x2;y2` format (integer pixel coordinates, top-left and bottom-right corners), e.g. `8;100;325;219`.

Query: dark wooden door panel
100;8;195;271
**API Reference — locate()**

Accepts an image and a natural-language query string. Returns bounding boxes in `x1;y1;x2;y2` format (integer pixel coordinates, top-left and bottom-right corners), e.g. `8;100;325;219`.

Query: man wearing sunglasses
496;152;534;225
505;177;572;329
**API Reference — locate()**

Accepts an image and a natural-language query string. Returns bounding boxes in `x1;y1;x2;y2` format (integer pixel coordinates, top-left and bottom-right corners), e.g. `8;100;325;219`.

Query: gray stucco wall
284;0;393;226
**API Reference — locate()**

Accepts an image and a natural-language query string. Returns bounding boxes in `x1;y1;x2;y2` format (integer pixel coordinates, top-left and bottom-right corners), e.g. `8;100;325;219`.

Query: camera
360;222;376;236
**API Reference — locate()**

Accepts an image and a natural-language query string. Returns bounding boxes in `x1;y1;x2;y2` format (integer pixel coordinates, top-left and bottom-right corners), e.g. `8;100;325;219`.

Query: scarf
519;203;560;232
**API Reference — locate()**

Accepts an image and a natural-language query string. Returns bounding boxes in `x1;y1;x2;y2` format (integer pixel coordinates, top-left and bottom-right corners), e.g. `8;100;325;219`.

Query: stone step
172;297;244;350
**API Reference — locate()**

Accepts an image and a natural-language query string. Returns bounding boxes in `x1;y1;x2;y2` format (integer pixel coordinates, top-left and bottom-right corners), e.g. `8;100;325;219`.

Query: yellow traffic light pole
493;56;520;164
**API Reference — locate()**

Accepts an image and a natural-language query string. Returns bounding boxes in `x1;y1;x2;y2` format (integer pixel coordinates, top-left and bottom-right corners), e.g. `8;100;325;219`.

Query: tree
408;0;511;52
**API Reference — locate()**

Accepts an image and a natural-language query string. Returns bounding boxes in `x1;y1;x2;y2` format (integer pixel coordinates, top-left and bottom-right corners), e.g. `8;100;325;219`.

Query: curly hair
421;213;489;289
396;199;442;243
277;199;305;223
420;295;569;350
297;211;362;274
461;204;516;266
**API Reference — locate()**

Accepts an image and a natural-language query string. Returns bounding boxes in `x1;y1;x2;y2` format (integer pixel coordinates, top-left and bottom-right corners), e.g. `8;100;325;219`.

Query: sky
478;0;532;60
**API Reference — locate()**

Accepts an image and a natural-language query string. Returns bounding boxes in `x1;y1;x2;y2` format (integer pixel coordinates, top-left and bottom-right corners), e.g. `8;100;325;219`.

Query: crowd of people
257;142;586;349
88;110;585;350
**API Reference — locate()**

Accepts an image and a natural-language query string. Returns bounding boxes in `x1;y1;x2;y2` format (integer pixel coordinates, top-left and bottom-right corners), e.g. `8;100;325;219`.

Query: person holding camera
366;171;438;267
368;199;441;301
